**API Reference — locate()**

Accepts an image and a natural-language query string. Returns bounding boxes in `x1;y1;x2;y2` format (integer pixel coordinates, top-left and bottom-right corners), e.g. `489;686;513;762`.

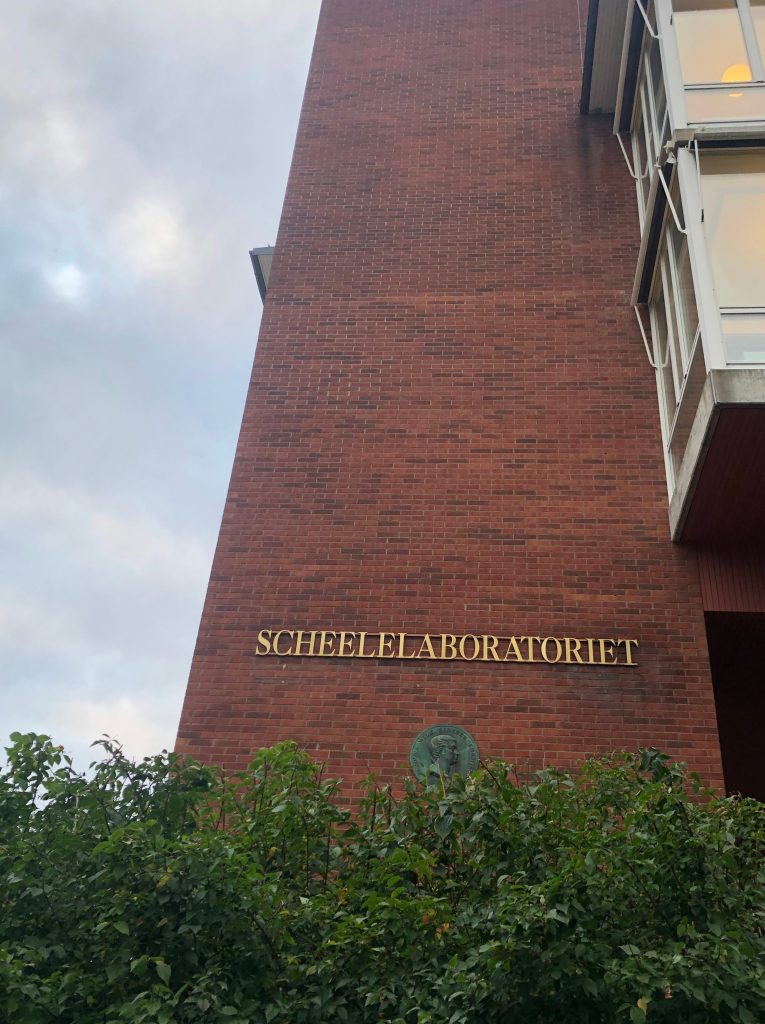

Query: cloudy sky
1;0;320;768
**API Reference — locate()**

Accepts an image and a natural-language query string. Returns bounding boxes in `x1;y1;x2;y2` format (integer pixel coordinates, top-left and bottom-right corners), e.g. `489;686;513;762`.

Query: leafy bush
1;732;764;1023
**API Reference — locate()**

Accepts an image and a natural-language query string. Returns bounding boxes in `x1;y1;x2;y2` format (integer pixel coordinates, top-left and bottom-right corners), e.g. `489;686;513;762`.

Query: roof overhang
580;0;631;116
249;246;274;303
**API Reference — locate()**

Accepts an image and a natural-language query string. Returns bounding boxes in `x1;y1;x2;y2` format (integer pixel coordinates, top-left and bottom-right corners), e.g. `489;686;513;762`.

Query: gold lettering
377;632;395;658
483;635;500;661
357;631;375;657
273;630;294;656
541;636;562;663
255;629;272;655
459;634;480;660
617;639;639;666
293;630;316;656
318;630;337;657
564;637;584;664
257;626;639;665
440;634;458;659
598;638;617;665
338;631;356;657
524;636;541;662
503;636;524;662
417;634;436;659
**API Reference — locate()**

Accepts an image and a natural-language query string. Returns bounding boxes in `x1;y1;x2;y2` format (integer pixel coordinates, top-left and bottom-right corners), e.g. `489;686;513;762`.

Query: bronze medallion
410;724;480;784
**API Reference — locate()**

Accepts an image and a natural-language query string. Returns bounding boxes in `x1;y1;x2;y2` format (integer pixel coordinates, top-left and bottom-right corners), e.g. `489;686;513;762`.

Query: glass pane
632;104;650;215
661;256;684;393
648;33;668;146
651;277;679;426
721;314;765;362
686;85;765;121
668;215;699;363
673;1;751;85
669;335;706;477
701;151;765;308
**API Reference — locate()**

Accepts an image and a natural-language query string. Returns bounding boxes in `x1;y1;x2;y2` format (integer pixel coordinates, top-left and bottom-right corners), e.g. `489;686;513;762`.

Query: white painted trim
657;163;688;233
656;0;689;130
676;147;727;369
634;305;658;367
737;0;765;82
635;0;659;39
617;131;647;179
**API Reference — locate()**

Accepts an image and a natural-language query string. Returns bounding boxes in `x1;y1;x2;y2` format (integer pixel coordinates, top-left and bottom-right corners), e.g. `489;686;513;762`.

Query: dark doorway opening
706;612;765;801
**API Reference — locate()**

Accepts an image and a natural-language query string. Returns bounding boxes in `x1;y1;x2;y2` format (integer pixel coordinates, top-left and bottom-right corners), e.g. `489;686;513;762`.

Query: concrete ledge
669;368;765;541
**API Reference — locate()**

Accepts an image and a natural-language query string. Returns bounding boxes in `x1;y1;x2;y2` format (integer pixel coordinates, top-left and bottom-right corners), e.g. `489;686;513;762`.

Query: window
701;150;765;362
632;100;651;217
646;183;707;483
630;19;669;223
673;0;765;121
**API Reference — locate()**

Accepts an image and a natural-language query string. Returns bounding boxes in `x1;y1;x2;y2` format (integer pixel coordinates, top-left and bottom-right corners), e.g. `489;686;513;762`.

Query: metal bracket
634;305;657;368
693;138;704;222
657;167;687;234
634;0;659;39
616;133;649;180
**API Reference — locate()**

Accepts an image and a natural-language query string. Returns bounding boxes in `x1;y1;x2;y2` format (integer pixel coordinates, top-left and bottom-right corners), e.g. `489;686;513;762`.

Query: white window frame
629;23;671;226
657;0;765;129
655;0;690;130
675;146;734;368
642;147;735;488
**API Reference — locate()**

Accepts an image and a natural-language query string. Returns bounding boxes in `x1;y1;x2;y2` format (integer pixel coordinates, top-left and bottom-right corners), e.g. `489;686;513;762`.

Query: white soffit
587;0;630;114
249;245;275;302
256;250;273;288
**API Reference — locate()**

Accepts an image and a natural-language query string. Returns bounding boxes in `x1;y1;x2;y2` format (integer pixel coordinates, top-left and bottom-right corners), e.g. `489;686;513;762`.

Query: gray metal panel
586;0;630;115
257;251;273;287
249;246;275;302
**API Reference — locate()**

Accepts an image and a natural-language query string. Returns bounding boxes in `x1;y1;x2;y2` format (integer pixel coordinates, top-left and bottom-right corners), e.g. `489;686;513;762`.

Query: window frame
658;0;765;127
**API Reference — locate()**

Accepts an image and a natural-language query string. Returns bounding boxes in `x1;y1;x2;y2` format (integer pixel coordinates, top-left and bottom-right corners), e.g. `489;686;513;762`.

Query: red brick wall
177;0;724;791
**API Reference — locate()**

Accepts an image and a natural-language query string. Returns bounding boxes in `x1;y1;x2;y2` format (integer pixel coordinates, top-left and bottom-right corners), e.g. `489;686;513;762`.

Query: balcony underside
671;370;765;543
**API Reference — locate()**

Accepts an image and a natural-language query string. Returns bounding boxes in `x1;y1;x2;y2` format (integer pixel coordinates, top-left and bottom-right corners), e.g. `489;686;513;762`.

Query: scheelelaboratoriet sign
254;629;638;666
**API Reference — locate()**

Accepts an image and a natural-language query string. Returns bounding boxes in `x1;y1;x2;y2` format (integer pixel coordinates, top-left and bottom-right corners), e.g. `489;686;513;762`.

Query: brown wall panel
698;548;765;613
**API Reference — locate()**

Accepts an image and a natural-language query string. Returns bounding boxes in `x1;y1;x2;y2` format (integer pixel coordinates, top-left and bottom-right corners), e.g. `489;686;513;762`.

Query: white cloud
0;0;321;771
92;510;210;583
57;694;179;762
44;262;87;304
0;473;210;589
112;197;187;278
44;108;89;170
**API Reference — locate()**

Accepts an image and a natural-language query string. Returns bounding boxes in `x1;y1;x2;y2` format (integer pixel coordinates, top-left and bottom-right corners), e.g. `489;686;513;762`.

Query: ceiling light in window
721;63;752;97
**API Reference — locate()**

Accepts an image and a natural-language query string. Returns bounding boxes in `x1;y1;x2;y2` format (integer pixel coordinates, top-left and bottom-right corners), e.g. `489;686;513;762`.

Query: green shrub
1;732;764;1023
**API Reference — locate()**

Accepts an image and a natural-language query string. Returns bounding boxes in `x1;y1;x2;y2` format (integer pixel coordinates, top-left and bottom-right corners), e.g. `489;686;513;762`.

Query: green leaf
434;813;453;839
113;920;130;935
155;960;171;984
619;944;640;957
106;963;125;982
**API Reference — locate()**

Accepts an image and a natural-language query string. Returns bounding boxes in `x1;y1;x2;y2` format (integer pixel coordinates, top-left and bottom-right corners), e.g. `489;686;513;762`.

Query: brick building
177;0;765;798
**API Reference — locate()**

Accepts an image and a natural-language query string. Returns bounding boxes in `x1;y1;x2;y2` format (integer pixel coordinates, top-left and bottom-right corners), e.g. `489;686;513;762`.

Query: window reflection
702;151;765;362
673;1;751;85
701;151;765;307
721;315;765;361
686;86;765;121
668;219;699;361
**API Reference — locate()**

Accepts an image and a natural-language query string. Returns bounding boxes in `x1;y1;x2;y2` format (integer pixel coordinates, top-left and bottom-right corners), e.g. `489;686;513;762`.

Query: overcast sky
1;0;320;768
